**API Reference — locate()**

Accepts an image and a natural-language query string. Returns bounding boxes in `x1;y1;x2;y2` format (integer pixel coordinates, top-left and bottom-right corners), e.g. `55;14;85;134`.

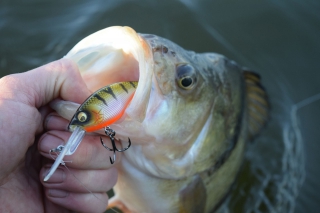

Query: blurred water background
1;1;319;212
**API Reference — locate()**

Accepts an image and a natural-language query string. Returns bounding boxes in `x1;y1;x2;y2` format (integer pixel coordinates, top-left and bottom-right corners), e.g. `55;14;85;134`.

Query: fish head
137;34;245;151
59;26;245;149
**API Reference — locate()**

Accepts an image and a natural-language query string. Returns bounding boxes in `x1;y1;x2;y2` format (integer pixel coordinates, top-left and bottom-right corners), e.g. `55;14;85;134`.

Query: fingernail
48;189;69;198
44;114;54;130
39;133;64;153
45;114;68;131
43;168;65;183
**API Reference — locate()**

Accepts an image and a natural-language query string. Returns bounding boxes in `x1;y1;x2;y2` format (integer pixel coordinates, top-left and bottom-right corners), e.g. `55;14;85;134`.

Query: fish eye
77;112;88;122
179;76;193;88
176;64;197;90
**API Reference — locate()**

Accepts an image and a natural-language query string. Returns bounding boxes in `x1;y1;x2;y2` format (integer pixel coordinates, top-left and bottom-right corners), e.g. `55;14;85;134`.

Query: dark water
1;1;320;212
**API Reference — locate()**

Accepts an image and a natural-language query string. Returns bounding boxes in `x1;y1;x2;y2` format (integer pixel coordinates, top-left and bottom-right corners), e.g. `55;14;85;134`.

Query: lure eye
77;112;88;122
176;64;197;90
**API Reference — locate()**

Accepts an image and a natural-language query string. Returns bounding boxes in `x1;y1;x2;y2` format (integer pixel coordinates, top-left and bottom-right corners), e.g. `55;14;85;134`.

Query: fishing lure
44;81;138;181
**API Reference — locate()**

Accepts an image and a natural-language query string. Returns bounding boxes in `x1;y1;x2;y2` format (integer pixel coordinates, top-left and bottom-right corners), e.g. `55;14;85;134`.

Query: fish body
54;26;269;213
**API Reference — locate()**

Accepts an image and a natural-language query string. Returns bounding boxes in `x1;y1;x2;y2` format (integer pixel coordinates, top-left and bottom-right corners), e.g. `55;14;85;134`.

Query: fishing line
49;150;120;213
291;92;320;156
292;92;320;110
278;92;320;212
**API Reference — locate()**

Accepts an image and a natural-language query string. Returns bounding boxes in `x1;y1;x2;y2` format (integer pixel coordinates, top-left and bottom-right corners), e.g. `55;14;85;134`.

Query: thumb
2;58;91;108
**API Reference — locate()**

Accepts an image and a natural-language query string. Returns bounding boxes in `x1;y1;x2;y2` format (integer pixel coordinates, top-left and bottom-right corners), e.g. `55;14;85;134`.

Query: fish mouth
65;26;154;125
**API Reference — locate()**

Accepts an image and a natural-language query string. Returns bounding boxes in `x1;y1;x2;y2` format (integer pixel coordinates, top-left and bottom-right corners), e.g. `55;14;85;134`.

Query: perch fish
52;26;269;213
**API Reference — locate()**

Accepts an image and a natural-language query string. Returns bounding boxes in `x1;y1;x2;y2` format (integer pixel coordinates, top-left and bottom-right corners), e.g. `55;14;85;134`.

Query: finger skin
45;189;109;213
0;59;91;137
38;130;122;170
40;165;118;193
20;58;91;107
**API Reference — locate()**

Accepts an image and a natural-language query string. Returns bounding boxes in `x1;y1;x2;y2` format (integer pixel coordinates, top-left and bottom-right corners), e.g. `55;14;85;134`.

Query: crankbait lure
44;81;138;181
68;81;138;131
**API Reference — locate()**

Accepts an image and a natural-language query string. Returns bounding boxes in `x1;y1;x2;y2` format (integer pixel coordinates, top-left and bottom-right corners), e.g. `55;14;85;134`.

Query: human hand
0;59;119;213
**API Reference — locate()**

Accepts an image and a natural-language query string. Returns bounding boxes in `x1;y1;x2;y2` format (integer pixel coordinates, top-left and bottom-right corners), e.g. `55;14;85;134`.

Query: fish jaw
64;26;154;125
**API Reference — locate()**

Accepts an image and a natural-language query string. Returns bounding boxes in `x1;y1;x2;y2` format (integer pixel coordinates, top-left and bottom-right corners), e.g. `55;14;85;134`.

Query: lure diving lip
44;126;85;181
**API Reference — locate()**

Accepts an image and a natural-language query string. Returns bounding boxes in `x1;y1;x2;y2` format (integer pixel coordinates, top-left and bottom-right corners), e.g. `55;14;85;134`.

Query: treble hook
100;126;131;164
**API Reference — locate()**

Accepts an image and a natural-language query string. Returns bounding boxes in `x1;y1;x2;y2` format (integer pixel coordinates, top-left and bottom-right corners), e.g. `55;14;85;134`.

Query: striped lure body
68;81;138;132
